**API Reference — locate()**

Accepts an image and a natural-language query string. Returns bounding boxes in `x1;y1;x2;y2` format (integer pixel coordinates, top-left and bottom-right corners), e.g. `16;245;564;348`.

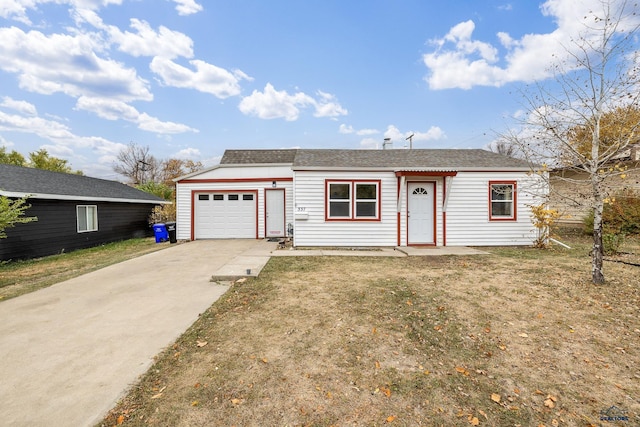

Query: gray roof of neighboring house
0;164;166;204
221;149;298;165
219;148;532;170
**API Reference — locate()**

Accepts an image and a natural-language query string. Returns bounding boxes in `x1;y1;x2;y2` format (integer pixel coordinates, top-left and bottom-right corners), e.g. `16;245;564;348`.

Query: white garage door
195;192;256;239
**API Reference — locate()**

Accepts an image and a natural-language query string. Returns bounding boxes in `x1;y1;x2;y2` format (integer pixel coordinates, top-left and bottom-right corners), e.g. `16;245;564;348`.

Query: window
489;181;516;220
228;194;239;201
213;194;224;201
198;194;209;200
77;205;98;232
243;194;254;201
326;180;380;220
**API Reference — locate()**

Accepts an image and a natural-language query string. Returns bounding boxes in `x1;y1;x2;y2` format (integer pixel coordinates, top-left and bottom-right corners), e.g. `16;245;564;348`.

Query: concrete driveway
0;239;275;427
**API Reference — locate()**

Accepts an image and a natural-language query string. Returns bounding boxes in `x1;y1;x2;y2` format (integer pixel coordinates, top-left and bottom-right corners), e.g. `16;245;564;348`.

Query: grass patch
0;238;168;300
100;234;639;427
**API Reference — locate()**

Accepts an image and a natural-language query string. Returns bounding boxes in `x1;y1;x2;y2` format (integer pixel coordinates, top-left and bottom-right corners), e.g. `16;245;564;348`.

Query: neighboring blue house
0;164;167;261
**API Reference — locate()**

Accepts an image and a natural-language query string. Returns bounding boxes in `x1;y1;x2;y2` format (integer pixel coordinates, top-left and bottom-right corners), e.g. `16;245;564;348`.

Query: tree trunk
591;199;605;285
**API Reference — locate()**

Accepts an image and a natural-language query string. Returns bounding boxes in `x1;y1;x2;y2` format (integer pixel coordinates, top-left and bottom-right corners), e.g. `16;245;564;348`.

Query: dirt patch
101;236;639;427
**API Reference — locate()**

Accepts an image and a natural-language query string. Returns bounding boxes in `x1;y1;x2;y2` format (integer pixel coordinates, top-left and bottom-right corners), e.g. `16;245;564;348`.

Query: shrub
583;189;640;236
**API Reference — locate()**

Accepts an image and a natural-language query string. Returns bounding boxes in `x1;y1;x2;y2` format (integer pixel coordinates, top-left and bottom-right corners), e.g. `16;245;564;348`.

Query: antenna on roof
406;133;414;149
383;138;392;150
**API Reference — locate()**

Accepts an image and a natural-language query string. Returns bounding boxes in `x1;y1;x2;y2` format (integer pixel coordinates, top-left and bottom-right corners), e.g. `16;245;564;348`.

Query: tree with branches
502;0;640;284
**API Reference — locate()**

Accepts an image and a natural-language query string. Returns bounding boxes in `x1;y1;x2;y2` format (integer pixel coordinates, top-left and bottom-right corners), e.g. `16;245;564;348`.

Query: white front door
265;189;285;237
407;182;435;244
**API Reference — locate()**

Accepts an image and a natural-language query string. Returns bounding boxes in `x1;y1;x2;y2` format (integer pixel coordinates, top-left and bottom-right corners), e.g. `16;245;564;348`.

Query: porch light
272;181;277;188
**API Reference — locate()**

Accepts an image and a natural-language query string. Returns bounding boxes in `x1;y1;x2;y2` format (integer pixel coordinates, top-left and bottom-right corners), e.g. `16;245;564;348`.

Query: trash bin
165;221;177;244
152;223;168;243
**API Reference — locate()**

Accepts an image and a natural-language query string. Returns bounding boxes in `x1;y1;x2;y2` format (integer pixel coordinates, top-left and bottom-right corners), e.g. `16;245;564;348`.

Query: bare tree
113;143;160;185
502;0;640;284
488;139;521;158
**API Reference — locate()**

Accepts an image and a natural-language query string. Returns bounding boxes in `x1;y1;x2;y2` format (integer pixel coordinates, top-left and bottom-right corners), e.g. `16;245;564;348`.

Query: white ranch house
175;149;546;247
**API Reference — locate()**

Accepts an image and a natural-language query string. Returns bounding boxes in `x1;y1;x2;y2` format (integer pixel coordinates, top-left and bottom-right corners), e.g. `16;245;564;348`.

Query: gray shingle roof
293;149;532;169
218;148;532;170
221;149;298;164
0;164;165;203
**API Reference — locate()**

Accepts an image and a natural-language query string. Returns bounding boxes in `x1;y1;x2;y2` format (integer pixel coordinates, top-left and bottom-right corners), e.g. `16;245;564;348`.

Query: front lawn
101;234;639;426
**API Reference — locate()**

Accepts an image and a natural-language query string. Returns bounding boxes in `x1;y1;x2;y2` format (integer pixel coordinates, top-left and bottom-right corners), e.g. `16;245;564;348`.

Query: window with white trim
489;181;516;220
327;181;380;220
77;205;98;232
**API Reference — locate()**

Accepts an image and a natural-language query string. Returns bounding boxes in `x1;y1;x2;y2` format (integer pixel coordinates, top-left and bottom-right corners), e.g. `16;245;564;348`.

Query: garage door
195;192;256;239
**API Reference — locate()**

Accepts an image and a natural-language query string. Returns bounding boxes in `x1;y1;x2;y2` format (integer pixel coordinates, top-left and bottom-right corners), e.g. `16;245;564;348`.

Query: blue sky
0;0;632;179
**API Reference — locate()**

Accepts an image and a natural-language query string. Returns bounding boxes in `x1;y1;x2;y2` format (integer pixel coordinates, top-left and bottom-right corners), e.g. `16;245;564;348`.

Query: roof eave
0;191;169;204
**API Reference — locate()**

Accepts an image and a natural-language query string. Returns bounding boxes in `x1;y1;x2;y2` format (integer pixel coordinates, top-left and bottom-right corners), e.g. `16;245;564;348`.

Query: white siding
293;171;398;247
444;172;545;246
175;165;293;240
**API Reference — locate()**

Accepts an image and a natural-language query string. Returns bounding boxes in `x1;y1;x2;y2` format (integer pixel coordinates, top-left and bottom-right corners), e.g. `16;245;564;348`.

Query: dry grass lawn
102;234;639;427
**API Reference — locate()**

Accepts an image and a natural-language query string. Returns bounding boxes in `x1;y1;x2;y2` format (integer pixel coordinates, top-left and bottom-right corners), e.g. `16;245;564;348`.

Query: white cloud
0;108;127;164
172;0;203;16
423;0;640;90
173;147;201;159
75;96;197;134
339;124;354;134
239;83;315;121
313;90;348;118
381;124;446;147
2;0;124;25
0;96;37;115
0;26;152;102
74;10;194;60
137;112;198;134
239;84;346;121
340;124;379;136
150;57;250;98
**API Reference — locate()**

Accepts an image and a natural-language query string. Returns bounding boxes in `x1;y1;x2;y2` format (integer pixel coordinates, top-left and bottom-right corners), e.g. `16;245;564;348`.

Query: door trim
406;181;436;246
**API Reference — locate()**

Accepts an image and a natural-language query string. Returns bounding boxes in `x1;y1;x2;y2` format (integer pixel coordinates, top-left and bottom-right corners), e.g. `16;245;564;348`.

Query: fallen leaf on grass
375;361;381;369
116;415;124;425
380;386;392;397
386;415;396;423
191;400;199;406
518;333;529;338
468;415;480;425
455;366;470;376
544;398;556;408
231;398;243;405
551;419;559;427
490;393;501;403
261;358;268;364
196;340;208;348
151;393;163;399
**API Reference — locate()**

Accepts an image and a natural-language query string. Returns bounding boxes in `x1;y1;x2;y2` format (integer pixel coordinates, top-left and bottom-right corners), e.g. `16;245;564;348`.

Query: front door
265;188;285;237
407;182;435;245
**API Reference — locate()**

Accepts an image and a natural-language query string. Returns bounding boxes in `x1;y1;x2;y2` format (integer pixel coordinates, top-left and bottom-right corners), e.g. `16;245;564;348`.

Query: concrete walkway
0;239;276;427
270;245;489;257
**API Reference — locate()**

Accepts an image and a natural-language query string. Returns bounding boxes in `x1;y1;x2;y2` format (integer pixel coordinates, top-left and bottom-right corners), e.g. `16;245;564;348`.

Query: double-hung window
77;205;98;232
489;181;516;221
326;180;380;220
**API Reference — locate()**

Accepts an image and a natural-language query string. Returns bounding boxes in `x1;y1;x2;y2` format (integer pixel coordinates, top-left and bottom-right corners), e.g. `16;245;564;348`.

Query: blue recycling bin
153;223;169;243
